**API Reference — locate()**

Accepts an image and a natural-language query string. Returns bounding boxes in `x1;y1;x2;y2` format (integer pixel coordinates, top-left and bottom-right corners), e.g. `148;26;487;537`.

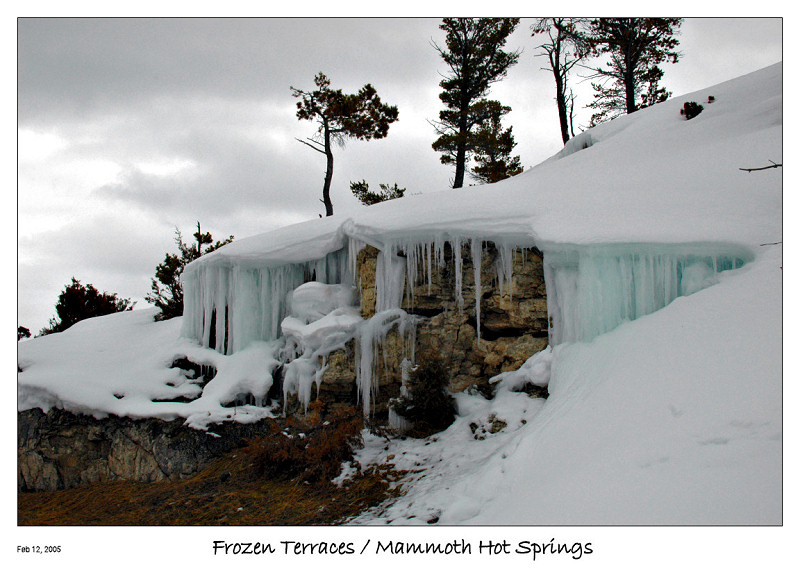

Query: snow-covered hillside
17;63;782;524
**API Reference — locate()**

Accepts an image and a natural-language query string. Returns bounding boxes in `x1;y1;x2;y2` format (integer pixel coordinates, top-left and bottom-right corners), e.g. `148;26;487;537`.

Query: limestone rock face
358;246;379;319
17;408;277;492
318;342;357;402
322;241;549;410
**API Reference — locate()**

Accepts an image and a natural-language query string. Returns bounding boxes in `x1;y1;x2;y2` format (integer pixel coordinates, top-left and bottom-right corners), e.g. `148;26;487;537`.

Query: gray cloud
18;18;443;127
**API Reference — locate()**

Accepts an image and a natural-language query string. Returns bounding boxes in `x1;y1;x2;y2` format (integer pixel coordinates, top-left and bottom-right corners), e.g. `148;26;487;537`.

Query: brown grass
18;407;405;526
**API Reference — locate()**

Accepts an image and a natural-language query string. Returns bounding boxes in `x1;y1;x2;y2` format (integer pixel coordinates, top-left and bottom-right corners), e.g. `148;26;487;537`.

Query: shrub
682;101;704;120
389;356;456;437
249;403;364;484
349;180;406;206
39;278;134;336
146;222;233;320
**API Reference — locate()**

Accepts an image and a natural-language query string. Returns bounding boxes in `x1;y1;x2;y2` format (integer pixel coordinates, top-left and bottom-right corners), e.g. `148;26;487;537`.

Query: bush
682;101;704;120
249;402;364;484
349;180;406;206
389;357;456;437
146;222;233;320
39;278;134;336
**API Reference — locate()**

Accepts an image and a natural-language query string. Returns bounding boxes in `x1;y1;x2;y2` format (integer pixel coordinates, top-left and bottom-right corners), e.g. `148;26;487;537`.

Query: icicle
452;237;464;310
426;241;433;295
471;238;482;343
376;248;406;312
544;243;752;345
356;309;419;417
403;241;420;309
348;238;366;285
495;243;515;299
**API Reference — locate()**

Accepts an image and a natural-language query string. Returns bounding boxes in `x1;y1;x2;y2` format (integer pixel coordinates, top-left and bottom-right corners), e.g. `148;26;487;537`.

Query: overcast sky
17;17;782;334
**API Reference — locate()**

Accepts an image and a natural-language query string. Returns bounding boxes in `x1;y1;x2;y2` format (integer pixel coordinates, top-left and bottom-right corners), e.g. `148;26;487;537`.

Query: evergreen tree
349;180;406;206
531;18;590;144
431;18;520;188
585;18;682;126
146;222;233;321
291;73;399;217
18;326;31;341
469;100;523;184
39;278;134;335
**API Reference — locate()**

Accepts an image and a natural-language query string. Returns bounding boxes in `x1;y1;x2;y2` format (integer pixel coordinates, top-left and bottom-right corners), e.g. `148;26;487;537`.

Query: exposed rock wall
18;408;275;492
319;241;549;413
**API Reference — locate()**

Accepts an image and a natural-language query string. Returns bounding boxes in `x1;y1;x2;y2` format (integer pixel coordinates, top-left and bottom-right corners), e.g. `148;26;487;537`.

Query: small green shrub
349;180;406;206
390;357;456;438
682;101;704;120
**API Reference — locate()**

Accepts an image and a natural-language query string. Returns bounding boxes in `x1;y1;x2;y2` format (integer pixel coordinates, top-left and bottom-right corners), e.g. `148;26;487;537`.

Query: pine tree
349;180;406;206
146;222;233;321
39;278;134;335
431;18;520;188
585;18;682;126
291;73;399;217
469;100;523;184
531;18;590;144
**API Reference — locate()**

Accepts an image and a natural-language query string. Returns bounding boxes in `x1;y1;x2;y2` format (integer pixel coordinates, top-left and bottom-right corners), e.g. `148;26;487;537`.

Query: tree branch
739;160;782;172
295;137;327;155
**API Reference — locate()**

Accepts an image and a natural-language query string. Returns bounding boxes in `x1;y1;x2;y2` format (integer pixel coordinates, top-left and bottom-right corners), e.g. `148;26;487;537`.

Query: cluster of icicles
180;235;752;416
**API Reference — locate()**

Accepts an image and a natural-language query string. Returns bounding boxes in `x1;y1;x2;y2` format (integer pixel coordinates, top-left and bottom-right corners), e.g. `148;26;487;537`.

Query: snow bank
17;309;280;430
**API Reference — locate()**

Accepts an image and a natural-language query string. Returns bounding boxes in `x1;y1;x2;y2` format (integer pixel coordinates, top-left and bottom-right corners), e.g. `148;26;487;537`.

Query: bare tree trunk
322;123;334;216
453;100;469;188
624;44;637;114
554;69;570;144
625;68;637;114
551;30;571;145
453;143;467;188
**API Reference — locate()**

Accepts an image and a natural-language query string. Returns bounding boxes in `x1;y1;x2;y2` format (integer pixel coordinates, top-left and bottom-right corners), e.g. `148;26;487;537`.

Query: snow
17;63;782;525
17;308;280;430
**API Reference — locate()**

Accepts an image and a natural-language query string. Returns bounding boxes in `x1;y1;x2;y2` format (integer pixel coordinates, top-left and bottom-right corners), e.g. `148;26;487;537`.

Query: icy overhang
542;241;755;344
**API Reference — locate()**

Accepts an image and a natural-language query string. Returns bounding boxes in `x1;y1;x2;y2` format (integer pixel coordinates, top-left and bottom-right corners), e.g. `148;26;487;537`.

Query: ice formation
180;248;348;354
490;345;553;392
542;242;753;344
355;308;419;416
177;223;755;419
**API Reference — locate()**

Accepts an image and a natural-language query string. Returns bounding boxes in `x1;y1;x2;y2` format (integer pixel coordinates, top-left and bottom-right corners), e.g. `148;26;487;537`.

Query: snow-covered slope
17;63;782;524
189;62;781;266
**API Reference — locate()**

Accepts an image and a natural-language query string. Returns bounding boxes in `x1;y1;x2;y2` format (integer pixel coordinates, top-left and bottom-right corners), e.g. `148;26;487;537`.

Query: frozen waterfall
180;232;752;418
180;248;349;354
543;243;753;344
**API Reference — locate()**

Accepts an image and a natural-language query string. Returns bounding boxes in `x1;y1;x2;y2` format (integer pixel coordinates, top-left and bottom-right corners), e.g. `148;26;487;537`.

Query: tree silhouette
40;278;134;335
431;18;520;188
531;18;589;144
585;18;682;125
349;180;406;206
469;100;523;184
146;222;233;321
291;73;398;216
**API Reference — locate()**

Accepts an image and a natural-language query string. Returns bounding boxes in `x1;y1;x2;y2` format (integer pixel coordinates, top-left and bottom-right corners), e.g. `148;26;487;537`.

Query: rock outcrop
318;241;549;413
18;407;275;492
